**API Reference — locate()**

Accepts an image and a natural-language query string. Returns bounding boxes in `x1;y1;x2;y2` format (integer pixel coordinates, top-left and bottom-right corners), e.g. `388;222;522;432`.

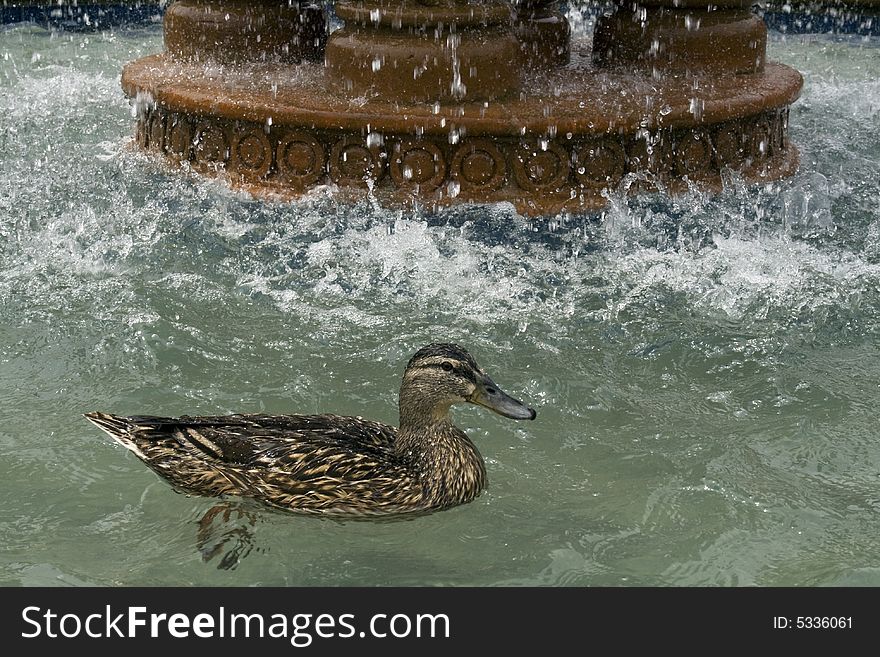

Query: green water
1;22;880;586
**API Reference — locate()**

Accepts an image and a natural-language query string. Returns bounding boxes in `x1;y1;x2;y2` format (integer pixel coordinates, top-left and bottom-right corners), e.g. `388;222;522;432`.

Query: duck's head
399;343;536;427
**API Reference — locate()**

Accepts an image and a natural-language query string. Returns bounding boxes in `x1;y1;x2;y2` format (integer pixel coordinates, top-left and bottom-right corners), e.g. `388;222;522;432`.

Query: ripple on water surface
1;24;880;585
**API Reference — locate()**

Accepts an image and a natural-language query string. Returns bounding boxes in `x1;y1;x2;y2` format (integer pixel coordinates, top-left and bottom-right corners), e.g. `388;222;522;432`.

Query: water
2;22;880;586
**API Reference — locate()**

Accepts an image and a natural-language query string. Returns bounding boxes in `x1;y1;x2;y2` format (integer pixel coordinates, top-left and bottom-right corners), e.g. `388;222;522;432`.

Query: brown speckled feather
84;343;535;517
84;412;426;516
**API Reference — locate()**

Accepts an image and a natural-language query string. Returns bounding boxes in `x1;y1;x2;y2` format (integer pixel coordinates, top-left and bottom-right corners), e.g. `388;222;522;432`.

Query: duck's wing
85;412;398;466
85;411;422;515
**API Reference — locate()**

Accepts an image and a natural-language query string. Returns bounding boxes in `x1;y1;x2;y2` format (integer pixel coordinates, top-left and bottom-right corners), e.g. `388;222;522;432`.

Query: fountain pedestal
121;0;802;216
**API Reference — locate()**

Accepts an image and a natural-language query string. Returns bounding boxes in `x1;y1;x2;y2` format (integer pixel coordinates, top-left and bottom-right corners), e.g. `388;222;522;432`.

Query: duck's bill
470;375;537;421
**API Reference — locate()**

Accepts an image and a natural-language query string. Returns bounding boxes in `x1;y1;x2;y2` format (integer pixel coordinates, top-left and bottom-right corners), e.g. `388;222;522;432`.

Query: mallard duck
84;343;536;517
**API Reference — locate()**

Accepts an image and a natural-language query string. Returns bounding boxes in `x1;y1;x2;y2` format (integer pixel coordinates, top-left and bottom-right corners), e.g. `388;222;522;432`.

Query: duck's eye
440;362;454;373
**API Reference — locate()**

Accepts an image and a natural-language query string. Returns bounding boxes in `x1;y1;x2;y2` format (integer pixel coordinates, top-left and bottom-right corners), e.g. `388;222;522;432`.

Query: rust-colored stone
147;111;165;151
193;122;229;164
391;139;447;191
276;130;326;189
573;139;627;188
329;136;386;187
325;26;522;103
167;113;192;160
231;125;273;177
515;4;571;69
673;131;713;176
121;0;804;216
512;140;571;192
164;0;326;64
451;139;508;192
593;8;767;74
326;0;522;102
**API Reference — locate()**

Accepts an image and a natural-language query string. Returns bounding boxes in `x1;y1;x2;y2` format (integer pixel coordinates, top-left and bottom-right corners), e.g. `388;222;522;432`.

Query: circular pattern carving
231;127;272;178
125;102;795;215
167;113;192;159
573;139;626;187
674;131;713;176
450;139;507;191
512;140;570;191
329;136;384;187
277;130;326;188
193;123;230;164
390;140;446;191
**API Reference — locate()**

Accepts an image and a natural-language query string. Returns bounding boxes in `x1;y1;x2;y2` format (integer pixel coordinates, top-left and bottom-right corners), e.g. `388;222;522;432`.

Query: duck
84;343;536;517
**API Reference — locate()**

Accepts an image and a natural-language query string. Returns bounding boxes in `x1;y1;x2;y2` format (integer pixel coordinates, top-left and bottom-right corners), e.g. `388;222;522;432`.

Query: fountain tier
122;0;803;216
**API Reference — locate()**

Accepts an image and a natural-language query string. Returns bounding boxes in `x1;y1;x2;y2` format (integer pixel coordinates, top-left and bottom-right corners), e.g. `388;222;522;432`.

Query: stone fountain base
122;0;803;216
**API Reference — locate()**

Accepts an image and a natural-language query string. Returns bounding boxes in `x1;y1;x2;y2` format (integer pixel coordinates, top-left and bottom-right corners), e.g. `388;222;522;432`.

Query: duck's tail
83;411;133;437
83;411;158;458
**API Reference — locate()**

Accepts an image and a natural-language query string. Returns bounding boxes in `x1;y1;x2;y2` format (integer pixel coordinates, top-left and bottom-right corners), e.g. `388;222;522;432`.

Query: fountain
121;0;803;215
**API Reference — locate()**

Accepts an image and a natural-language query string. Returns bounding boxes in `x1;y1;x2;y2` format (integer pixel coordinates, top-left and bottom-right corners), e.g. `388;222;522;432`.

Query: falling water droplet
448;33;467;99
684;15;700;31
688;97;704;121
